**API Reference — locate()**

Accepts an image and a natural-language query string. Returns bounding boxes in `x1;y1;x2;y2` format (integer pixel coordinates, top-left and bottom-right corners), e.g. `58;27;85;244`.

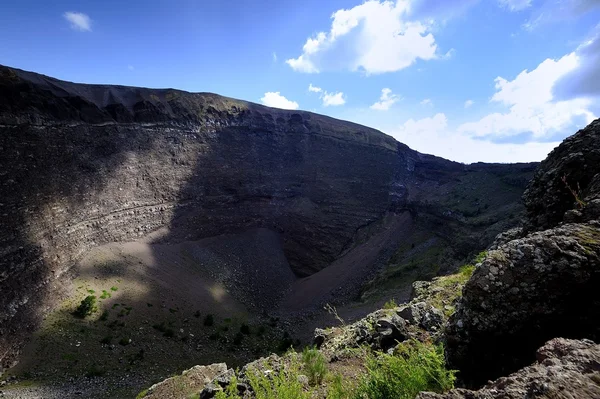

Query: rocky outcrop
445;221;600;385
445;119;600;386
524;119;600;231
418;338;600;399
313;301;444;355
141;363;227;399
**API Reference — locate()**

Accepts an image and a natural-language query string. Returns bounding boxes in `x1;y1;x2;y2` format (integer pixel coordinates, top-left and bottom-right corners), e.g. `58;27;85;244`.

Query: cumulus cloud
498;0;532;11
286;0;439;74
387;113;560;163
308;83;323;93
385;35;600;163
308;84;346;106
553;27;600;100
457;52;596;140
370;88;400;111
322;92;346;106
64;11;92;32
260;92;299;110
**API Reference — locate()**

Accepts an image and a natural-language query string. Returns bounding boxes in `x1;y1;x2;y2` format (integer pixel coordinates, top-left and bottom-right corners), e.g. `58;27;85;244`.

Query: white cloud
443;48;456;59
308;83;323;93
273;52;278;62
387;113;561;163
370;88;400;111
64;11;92;32
498;0;532;11
383;34;600;163
286;0;438;74
322;92;346;106
260;92;299;110
308;84;346;106
458;52;596;139
464;99;474;108
420;98;433;106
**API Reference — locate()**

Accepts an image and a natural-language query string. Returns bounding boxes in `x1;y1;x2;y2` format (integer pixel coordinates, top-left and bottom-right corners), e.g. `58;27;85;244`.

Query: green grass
135;388;149;399
354;340;455;399
100;290;111;300
247;358;310;399
383;299;398;310
327;373;353;399
302;346;328;386
110;286;118;292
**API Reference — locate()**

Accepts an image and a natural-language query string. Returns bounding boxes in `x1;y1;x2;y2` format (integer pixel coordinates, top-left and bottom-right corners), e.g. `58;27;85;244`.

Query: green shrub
110;286;118;291
204;314;214;326
73;295;97;318
100;290;111;299
302;346;328;386
383;299;398;309
355;340;456;399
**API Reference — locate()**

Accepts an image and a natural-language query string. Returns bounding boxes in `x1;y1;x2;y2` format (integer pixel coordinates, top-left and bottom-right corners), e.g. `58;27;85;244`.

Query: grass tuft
301;346;328;386
355;340;456;399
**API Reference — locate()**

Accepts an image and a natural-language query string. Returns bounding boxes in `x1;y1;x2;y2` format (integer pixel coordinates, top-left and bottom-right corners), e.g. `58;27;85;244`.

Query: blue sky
1;0;600;163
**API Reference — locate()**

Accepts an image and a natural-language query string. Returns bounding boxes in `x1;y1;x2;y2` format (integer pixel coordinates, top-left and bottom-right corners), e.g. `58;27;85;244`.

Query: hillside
0;65;537;397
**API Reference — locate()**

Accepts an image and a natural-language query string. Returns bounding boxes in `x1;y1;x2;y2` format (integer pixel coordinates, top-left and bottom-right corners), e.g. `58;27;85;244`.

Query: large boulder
523;119;600;231
445;222;600;386
418;338;600;399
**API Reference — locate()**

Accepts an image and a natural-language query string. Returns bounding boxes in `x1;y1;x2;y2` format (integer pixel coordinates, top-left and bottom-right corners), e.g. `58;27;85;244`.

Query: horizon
1;0;599;163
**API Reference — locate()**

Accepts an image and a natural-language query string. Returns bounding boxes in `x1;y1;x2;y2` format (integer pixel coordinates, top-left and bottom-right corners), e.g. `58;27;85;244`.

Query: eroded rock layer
0;65;533;370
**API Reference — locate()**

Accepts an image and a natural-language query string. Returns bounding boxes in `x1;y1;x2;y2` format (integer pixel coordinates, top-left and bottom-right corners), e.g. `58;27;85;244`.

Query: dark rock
397;301;428;324
199;382;222;399
445;222;600;386
420;307;444;332
524;119;600;231
375;315;408;350
418;338;600;399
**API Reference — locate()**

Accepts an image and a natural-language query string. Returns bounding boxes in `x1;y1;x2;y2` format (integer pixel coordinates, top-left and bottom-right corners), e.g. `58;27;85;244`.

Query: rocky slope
0;64;534;375
445;119;600;386
419;338;600;399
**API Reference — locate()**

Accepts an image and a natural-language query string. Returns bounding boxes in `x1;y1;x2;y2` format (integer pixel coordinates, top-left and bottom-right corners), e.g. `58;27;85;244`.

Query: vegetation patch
355;340;455;399
302;346;327;386
73;295;97;318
